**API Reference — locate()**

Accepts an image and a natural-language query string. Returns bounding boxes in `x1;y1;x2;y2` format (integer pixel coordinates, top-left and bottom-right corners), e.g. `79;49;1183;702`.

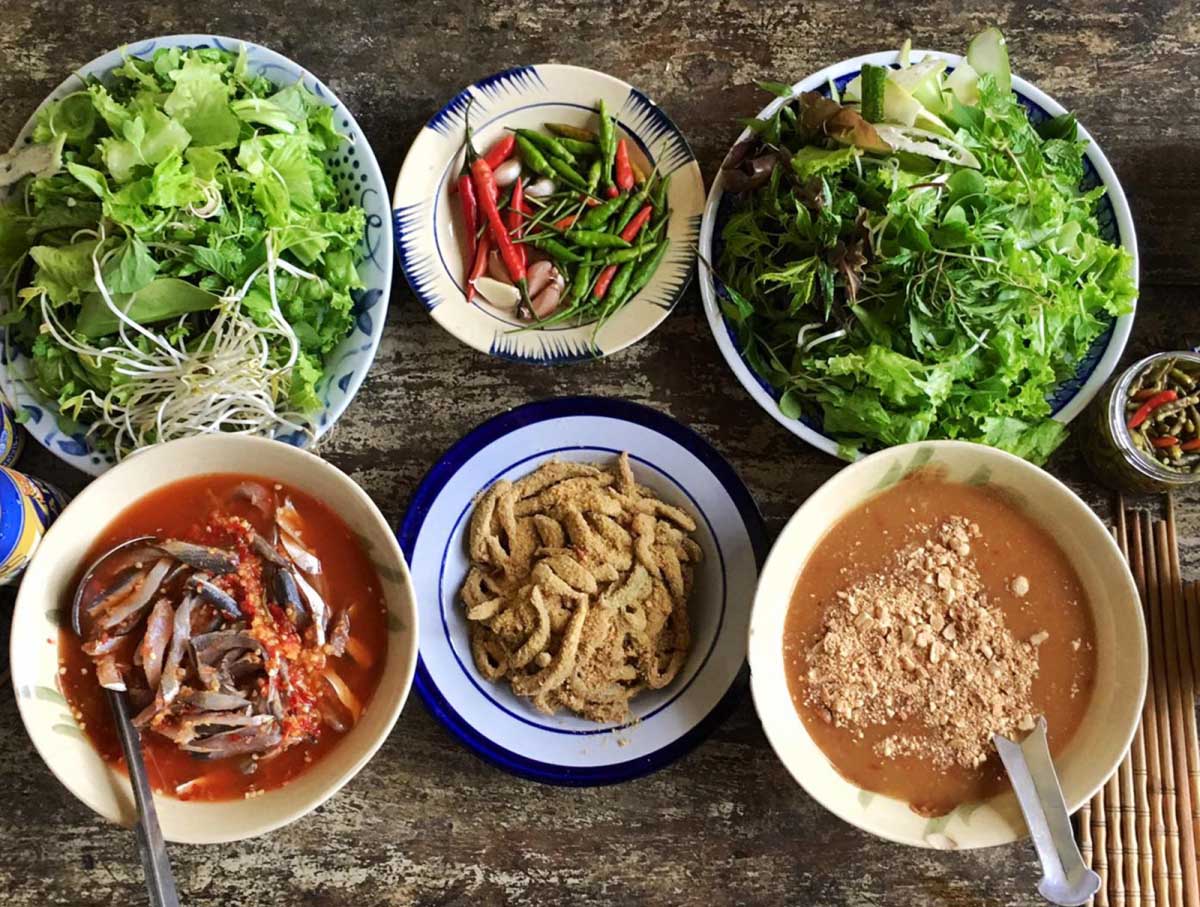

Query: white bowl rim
0;33;394;476
391;61;705;364
10;433;419;843
697;49;1140;460
747;439;1148;847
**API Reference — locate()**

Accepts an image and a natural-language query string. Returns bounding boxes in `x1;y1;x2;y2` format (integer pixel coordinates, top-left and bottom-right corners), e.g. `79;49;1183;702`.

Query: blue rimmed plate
0;35;392;476
398;397;767;784
697;49;1138;460
392;65;704;363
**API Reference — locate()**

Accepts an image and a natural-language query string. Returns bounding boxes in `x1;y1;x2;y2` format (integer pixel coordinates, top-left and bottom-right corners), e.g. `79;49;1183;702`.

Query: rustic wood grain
1;1;1199;903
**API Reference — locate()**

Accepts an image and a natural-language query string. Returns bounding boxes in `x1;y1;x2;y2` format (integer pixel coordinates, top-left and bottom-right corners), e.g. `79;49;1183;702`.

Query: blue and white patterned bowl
698;50;1139;459
0;35;392;476
393;65;704;363
398;397;767;784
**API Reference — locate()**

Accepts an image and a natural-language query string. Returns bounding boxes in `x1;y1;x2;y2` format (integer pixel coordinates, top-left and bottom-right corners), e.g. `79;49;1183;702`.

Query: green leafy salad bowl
0;35;392;475
698;31;1138;465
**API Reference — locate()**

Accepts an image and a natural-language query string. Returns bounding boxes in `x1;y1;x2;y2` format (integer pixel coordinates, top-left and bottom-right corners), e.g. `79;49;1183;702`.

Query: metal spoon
994;718;1100;907
72;535;180;907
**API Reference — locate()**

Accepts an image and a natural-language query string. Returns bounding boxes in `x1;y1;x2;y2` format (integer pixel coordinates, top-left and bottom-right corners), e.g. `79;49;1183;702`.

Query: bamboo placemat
1081;499;1200;907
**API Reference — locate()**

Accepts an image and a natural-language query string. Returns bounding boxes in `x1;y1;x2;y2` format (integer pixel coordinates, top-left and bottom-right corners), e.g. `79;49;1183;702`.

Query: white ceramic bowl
393;64;704;363
10;435;418;844
698;50;1139;459
748;441;1146;848
0;35;393;475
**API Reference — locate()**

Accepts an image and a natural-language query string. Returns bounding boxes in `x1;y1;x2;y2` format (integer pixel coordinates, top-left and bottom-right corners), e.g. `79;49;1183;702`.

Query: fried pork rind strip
460;453;702;724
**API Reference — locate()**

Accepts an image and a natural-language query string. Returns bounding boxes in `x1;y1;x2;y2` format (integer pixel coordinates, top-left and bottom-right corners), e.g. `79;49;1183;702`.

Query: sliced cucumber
898;38;912;68
945;62;981;106
860;64;887;123
967;27;1011;95
842;74;862;103
891;59;948;112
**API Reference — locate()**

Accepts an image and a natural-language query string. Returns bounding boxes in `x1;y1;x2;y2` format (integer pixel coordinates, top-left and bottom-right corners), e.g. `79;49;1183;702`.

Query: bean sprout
31;225;312;458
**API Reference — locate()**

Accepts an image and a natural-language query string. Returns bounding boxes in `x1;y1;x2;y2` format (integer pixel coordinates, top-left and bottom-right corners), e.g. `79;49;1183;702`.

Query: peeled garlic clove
474;276;521;310
525;178;556;198
493;159;522;187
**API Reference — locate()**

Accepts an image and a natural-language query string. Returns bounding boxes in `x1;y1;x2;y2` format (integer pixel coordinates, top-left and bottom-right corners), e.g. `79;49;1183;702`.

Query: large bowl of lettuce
698;30;1138;464
0;36;392;475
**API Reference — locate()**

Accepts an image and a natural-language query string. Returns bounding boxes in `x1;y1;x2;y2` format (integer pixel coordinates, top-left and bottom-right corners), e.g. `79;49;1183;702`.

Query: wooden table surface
2;1;1199;904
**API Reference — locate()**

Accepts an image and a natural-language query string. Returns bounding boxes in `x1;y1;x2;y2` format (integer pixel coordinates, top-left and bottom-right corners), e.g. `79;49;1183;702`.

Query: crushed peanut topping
804;517;1044;770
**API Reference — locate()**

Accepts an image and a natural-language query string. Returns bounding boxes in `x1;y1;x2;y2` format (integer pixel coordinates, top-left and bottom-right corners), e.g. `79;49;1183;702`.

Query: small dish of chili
11;435;419;844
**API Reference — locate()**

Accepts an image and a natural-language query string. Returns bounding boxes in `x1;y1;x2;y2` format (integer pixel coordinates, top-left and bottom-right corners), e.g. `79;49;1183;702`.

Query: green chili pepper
546;122;598;142
555;137;599;157
586;160;601;195
567;229;631;249
532;236;585;263
566;252;595;305
597;99;615;189
599;241;660;264
651;173;671;213
578;194;626;229
515;135;555;180
624;238;670;298
515;128;577;165
547;156;588;190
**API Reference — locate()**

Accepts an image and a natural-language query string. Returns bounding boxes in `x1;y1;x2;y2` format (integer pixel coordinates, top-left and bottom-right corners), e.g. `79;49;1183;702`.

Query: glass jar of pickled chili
1083;351;1200;493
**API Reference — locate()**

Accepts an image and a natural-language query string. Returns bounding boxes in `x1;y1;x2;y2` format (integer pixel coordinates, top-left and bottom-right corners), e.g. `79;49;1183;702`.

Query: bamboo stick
1133;512;1171;905
1124;509;1157;905
1105;523;1127;907
1095;779;1111;907
1188;582;1200;858
1164;498;1200;905
1111;517;1141;907
1146;517;1185;907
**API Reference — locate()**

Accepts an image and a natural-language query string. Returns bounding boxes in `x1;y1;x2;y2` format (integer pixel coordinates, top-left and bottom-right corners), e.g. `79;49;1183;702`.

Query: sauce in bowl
783;471;1097;816
59;474;388;802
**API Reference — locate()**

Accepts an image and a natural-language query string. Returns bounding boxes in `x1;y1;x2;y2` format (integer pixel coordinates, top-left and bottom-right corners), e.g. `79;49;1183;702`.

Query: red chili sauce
58;474;389;802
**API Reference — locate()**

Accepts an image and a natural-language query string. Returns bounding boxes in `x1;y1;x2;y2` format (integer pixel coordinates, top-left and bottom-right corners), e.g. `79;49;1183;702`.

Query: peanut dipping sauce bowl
748;441;1147;849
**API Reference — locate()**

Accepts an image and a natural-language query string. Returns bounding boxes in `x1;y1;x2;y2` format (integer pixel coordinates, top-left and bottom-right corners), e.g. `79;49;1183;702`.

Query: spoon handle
994;719;1100;907
107;689;181;907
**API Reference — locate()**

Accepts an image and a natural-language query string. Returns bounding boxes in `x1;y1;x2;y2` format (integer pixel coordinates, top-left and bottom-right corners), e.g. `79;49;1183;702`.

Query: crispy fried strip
511;599;589;697
510;587;551;670
468;481;509;564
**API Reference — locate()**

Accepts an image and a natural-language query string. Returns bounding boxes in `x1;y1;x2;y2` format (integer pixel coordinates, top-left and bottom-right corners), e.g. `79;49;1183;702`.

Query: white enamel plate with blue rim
393;65;704;363
0;35;393;475
399;397;767;784
697;50;1139;459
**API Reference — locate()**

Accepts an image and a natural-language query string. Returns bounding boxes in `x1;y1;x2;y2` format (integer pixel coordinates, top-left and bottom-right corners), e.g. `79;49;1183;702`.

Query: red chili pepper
619;204;654;243
593;264;618;300
506;177;527;270
1132;388;1160;401
483;134;517;169
1128;390;1178;429
580;195;601;207
552;214;578;231
471;157;532;315
450;135;517;195
457;172;478;275
1181;438;1200;452
1152;435;1180;449
606;185;619;199
614;139;635;192
466;232;491;301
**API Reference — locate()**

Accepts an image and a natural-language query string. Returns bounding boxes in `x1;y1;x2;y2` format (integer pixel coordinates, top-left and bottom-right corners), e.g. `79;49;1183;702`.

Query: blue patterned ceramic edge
397;396;768;785
697;50;1139;459
392;64;705;364
0;34;393;475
